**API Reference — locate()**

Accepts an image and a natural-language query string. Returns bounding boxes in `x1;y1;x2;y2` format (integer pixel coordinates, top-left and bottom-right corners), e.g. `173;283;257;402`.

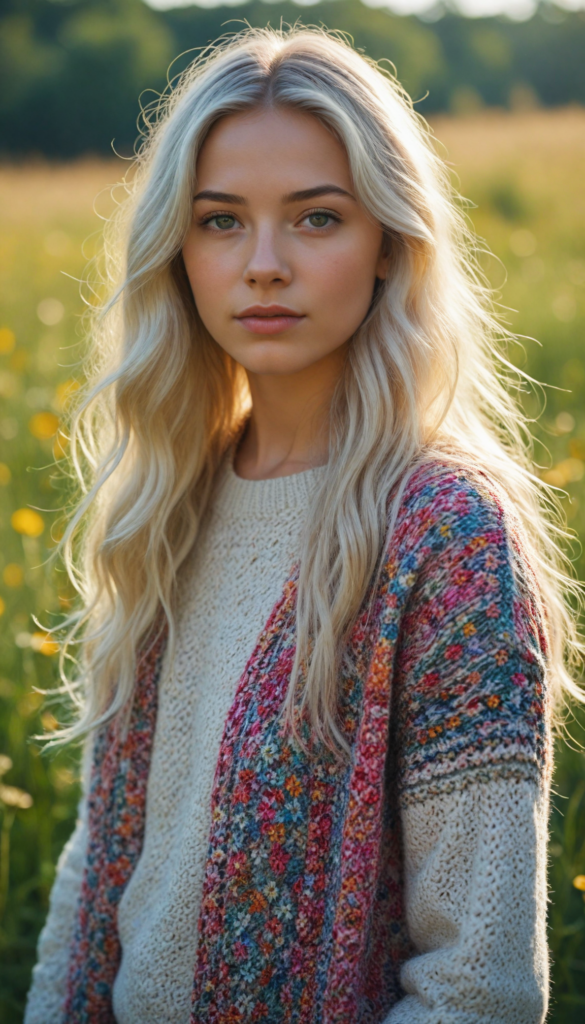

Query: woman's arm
24;802;88;1024
24;741;92;1024
385;772;549;1024
384;468;551;1023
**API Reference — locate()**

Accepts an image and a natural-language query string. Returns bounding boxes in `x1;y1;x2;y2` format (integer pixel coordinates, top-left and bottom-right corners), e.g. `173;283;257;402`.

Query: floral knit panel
62;633;167;1024
62;458;550;1024
190;576;371;1024
391;466;550;805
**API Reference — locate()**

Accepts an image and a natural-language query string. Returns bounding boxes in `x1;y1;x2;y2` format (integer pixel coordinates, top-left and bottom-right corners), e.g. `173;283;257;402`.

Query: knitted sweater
25;456;550;1024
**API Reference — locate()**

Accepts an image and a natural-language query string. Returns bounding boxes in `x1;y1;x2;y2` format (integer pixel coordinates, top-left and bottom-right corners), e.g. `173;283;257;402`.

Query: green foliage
1;1;585;157
0;0;174;156
0;107;585;1019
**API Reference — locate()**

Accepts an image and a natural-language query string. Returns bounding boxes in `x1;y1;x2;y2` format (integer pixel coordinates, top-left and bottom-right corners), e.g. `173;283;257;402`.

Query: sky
147;0;585;18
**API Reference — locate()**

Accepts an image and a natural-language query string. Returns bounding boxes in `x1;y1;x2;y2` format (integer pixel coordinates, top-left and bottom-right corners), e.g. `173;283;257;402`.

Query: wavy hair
56;26;582;757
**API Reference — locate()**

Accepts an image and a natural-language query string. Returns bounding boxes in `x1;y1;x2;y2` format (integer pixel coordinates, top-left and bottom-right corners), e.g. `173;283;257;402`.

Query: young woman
25;27;579;1024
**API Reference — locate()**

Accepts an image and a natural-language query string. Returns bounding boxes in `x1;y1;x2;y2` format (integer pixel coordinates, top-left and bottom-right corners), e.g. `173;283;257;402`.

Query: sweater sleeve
24;743;92;1024
383;774;549;1024
384;468;551;1023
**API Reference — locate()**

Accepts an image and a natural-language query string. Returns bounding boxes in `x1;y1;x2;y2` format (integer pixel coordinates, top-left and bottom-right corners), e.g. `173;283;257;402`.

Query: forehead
195;106;353;194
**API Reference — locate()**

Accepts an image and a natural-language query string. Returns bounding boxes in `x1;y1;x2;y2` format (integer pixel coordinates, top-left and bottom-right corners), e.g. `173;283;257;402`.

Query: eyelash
199;211;239;230
303;207;341;228
198;207;342;230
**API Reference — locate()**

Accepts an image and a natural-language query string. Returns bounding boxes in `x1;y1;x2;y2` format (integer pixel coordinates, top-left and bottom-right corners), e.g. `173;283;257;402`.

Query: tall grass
0;109;584;1020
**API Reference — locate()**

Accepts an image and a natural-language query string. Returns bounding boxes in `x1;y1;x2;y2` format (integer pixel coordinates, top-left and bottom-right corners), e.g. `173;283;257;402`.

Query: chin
233;342;324;377
241;356;318;377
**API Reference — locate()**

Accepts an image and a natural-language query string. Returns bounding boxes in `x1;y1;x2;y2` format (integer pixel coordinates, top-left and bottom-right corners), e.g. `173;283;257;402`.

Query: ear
375;234;392;281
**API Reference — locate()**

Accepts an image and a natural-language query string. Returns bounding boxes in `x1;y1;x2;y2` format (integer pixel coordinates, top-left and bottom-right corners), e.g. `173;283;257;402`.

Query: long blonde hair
57;26;582;757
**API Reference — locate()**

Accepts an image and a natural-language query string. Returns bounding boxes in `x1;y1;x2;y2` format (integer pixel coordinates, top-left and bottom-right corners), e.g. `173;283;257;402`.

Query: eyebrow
283;185;355;203
193;189;246;204
192;184;356;204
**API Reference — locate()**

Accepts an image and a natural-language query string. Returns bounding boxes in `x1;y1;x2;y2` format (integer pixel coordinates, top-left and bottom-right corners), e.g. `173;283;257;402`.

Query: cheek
182;240;234;318
307;235;380;322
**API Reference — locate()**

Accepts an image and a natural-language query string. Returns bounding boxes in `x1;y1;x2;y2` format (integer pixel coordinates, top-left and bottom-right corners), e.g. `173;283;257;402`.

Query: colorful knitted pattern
62;633;166;1023
62;458;549;1024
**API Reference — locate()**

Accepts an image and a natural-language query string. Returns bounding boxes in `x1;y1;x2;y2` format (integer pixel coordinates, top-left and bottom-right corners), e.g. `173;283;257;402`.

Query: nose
243;224;292;289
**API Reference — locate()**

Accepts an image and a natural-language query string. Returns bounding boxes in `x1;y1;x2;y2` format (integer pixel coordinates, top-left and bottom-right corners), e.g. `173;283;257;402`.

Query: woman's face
182;106;388;377
183;105;389;378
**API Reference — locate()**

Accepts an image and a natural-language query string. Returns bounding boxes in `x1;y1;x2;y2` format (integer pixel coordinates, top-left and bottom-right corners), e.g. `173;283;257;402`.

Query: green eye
307;212;330;228
210;214;236;230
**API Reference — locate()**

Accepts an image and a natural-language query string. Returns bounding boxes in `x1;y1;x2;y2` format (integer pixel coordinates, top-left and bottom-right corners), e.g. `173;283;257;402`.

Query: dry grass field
1;107;584;1020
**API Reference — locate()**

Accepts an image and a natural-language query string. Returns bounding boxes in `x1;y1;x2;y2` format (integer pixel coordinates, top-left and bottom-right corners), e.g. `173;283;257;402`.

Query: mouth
235;305;305;336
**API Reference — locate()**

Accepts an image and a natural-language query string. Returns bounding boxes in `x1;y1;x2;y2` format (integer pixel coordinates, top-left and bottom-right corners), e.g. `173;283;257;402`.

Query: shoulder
395;452;517;544
387;452;537;589
381;452;548;686
387;457;551;795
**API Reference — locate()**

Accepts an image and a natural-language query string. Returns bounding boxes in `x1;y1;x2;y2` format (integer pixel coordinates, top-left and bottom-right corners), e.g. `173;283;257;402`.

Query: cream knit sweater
25;458;549;1024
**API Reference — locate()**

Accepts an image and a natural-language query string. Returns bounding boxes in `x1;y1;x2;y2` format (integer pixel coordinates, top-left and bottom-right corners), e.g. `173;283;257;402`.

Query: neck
234;346;346;480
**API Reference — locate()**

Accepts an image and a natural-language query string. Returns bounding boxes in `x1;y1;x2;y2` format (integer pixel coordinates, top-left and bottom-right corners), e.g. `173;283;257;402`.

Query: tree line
2;0;584;158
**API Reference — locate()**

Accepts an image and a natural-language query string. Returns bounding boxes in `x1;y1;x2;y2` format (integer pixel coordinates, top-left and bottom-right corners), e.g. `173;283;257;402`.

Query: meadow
0;107;584;1021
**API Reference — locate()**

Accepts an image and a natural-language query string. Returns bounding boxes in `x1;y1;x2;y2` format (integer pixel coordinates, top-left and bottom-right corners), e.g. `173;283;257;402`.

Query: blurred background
1;0;585;1020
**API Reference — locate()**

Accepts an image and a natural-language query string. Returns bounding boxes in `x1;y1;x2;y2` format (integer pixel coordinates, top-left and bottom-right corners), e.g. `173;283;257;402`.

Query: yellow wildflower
31;632;59;656
11;507;44;538
29;411;59;440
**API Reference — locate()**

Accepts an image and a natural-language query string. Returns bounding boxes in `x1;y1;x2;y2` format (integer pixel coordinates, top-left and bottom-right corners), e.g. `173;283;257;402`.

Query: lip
235;304;305;336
